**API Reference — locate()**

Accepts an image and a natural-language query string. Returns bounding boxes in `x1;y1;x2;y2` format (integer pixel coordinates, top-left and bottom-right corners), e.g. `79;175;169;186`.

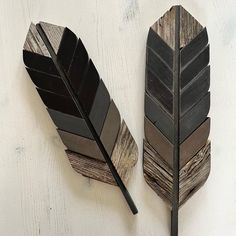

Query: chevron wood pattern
143;5;211;235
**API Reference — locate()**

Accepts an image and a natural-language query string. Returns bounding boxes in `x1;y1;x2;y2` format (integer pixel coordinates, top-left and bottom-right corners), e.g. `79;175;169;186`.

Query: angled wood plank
58;100;121;161
47;108;93;139
145;93;174;143
66;121;138;185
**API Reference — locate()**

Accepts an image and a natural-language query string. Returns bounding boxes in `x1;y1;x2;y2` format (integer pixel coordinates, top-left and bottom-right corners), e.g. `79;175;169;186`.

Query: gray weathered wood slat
144;140;210;207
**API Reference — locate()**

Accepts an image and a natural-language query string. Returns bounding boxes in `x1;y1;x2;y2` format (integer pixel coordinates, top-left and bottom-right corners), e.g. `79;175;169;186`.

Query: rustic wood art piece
23;22;138;214
143;5;211;235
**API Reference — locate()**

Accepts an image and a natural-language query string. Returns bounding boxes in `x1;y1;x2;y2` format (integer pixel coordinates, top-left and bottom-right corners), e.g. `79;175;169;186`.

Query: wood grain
2;1;234;235
39;21;64;54
143;140;211;207
23;23;50;56
66;121;138;185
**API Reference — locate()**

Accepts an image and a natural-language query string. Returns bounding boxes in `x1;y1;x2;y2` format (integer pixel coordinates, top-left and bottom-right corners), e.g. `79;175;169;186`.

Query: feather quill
23;22;138;214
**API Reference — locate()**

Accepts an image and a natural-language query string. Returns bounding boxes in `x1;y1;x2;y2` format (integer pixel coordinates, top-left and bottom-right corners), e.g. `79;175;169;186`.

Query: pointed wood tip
39;21;65;54
23;22;50;56
150;5;204;49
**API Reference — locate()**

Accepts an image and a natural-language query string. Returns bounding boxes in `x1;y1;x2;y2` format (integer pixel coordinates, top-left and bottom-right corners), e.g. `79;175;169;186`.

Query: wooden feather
23;22;138;214
143;5;211;235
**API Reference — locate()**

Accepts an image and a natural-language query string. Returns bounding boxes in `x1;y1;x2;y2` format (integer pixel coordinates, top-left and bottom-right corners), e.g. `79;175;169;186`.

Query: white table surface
0;0;235;235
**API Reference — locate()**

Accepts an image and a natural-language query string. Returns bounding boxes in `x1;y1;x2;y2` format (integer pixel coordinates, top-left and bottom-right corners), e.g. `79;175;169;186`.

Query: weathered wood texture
66;121;138;185
144;5;211;211
151;6;203;49
144;141;211;207
23;22;138;190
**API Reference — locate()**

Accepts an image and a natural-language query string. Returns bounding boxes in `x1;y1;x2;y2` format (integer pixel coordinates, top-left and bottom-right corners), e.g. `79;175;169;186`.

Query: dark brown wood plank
180;118;210;168
144;117;173;168
58;129;105;161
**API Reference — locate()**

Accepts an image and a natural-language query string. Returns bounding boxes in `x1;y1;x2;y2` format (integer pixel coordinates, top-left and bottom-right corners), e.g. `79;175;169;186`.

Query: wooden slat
180;92;210;142
39;21;64;54
37;88;82;117
145;93;174;143
146;68;173;114
180;66;210;115
66;121;138;185
26;68;69;96
147;28;174;69
144;117;173;168
47;108;93;139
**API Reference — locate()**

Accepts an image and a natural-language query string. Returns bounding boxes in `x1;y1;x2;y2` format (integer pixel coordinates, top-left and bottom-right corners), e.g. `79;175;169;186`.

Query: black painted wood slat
68;39;89;93
146;69;173;114
36;88;82;118
180;92;210;143
147;48;173;91
77;60;100;114
89;80;110;135
56;28;78;72
47;108;93;139
181;66;210;115
23;50;59;76
181;45;209;88
180;28;208;67
147;28;174;69
145;93;174;143
26;68;69;96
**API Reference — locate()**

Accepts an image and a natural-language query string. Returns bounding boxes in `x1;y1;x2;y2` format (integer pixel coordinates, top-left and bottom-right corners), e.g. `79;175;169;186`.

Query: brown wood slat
143;141;211;207
144;117;173;168
58;100;121;162
66;121;138;185
180;118;210;168
145;116;210;170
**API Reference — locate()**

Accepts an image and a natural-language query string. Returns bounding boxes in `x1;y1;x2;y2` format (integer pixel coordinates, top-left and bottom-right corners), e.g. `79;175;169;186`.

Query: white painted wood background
0;0;235;235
